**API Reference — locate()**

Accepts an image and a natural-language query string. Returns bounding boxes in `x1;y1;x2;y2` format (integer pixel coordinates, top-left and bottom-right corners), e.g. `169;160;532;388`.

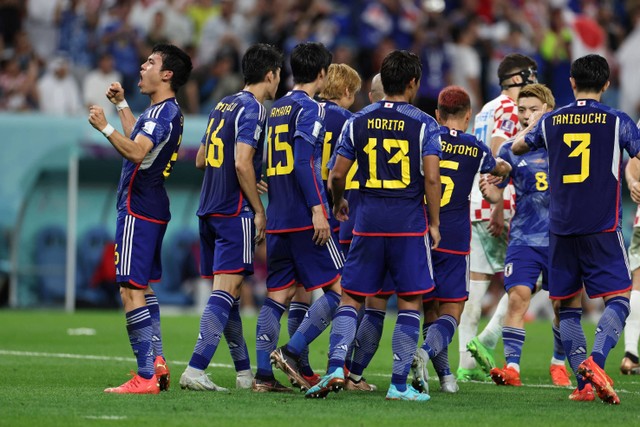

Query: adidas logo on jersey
393;353;401;361
228;341;239;349
256;334;271;342
517;159;528;167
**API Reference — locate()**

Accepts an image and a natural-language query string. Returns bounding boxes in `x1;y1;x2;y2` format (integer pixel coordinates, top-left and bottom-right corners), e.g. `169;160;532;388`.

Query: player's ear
603;80;611;93
162;69;174;83
569;77;577;92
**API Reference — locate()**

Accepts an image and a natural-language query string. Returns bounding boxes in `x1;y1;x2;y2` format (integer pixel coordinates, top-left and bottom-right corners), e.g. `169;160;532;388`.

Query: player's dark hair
242;44;283;85
152;44;193;92
570;54;610;93
437;86;471;120
380;50;422;96
290;42;332;84
498;53;537;88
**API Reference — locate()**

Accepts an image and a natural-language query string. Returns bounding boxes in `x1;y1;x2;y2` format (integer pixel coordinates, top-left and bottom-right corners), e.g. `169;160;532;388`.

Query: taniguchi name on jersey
552;112;607;126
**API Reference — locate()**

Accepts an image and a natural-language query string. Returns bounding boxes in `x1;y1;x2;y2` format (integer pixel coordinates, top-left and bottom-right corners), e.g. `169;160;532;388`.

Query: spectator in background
56;0;100;81
0;0;23;49
185;0;218;47
24;0;59;61
184;47;242;114
0;56;38;111
539;7;573;107
37;55;82;115
83;52;122;112
198;0;248;66
616;4;640;121
447;19;482;114
414;20;451;116
99;1;145;106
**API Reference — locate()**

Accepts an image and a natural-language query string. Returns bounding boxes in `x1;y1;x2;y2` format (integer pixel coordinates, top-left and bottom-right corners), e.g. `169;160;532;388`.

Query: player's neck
573;91;602;102
244;84;267;103
383;94;410;103
501;86;519;102
149;87;175;105
292;82;319;99
440;118;467;132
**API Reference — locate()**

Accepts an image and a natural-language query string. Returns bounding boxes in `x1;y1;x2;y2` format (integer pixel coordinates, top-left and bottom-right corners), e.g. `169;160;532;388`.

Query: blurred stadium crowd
3;0;640;119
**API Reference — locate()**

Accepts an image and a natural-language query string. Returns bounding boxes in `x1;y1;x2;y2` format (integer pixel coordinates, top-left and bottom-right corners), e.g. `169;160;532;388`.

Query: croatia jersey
526;99;640;235
197;91;266;217
471;94;519;221
497;141;549;247
335;100;442;235
266;90;330;232
319;100;353;230
436;127;496;254
116;97;184;223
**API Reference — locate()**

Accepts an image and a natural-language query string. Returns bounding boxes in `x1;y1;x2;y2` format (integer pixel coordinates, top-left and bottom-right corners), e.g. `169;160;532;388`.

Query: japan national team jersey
436;127;496;253
497;141;549;246
471;94;519;221
335;100;442;235
266;90;330;232
197;91;266;217
526;99;640;235
319;100;353;229
116;98;184;223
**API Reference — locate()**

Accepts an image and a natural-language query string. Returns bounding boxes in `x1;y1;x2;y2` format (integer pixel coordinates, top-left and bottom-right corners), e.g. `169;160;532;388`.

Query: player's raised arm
106;82;136;138
88;104;153;163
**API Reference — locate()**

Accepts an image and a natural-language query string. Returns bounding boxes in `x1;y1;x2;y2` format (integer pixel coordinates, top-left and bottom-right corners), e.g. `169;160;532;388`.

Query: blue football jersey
116;98;184;222
498;141;549;247
196;91;266;217
437;127;496;253
266;90;330;232
319;100;353;230
335;100;442;235
526;99;640;235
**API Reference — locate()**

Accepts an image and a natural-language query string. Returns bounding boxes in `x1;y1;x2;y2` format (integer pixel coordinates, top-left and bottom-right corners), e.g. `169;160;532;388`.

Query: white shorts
470;221;508;275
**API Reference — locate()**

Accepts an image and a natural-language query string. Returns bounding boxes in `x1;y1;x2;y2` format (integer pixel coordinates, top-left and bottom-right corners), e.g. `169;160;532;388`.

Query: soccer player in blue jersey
279;63;362;387
306;50;442;401
178;44;282;392
411;86;511;395
88;44;192;394
478;84;571;389
461;53;538;382
514;54;640;404
252;42;344;393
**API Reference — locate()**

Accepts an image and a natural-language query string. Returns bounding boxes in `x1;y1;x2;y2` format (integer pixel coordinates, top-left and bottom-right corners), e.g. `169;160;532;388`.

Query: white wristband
101;123;115;138
116;100;129;111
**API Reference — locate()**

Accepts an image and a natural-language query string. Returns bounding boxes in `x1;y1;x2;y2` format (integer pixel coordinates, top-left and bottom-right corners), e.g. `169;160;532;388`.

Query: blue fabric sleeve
293;135;326;209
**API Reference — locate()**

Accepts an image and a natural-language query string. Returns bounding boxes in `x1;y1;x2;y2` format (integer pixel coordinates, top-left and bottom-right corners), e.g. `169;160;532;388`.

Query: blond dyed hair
319;63;362;100
518;83;555;110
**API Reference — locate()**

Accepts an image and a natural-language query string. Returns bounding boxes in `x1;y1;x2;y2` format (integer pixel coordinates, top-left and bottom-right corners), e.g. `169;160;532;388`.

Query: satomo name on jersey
367;118;405;131
270;105;292;117
552;112;607;126
441;140;479;157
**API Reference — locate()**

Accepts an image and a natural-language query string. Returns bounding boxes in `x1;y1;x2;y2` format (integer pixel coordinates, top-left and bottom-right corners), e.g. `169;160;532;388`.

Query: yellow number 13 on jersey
363;138;410;189
562;133;590;184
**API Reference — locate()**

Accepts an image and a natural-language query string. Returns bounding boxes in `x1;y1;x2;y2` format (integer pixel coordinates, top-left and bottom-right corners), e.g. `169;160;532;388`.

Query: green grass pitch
1;310;639;426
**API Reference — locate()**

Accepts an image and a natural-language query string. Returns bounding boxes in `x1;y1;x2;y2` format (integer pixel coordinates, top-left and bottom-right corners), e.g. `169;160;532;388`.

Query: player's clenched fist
88;105;108;131
106;82;125;104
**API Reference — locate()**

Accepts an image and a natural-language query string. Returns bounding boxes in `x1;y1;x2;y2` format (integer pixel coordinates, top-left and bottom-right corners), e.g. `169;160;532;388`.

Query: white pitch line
0;349;233;369
2;349;639;396
84;416;127;420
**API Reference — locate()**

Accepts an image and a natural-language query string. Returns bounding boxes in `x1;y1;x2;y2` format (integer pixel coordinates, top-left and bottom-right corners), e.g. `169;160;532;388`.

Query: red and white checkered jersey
470;94;520;221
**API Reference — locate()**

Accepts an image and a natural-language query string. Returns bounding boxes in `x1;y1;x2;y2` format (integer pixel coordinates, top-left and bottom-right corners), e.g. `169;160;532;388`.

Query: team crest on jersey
505;262;513;277
142;121;156;135
450;129;458;137
500;119;515;133
384;102;393;108
577;100;586;107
